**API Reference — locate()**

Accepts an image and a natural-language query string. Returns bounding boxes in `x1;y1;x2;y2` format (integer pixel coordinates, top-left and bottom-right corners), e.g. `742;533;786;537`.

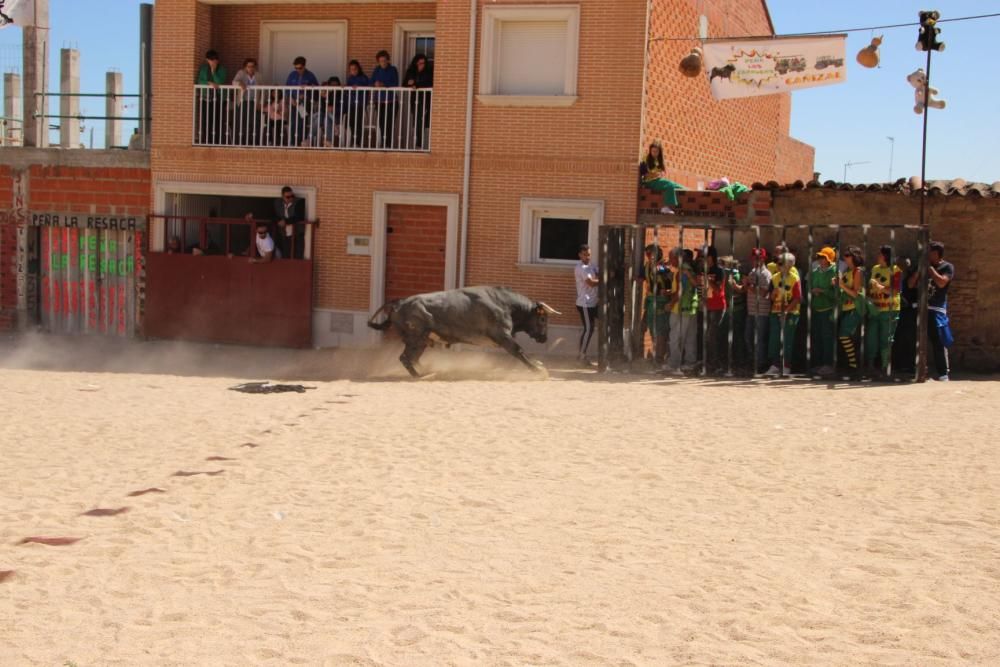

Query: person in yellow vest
866;245;902;380
837;246;866;379
764;252;801;376
667;248;699;374
766;242;800;282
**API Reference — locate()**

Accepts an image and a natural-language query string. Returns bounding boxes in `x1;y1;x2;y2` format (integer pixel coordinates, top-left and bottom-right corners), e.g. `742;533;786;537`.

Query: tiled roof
749;178;1000;198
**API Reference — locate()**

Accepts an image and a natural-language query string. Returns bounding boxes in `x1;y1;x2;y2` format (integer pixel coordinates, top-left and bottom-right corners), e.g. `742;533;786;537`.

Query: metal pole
678;224;684;374
140;3;153;149
727;226;735;377
916;46;933;383
887;227;896;379
778;226;787;377
833;225;841;372
701;228;708;377
807;225;814;373
752;225;760;377
861;225;869;378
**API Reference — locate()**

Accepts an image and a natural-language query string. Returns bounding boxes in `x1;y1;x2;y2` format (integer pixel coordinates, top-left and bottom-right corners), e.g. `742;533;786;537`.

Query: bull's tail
367;301;398;331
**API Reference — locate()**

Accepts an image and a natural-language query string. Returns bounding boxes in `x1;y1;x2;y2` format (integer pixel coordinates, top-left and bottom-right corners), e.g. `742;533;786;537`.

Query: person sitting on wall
274;186;306;260
248;216;279;263
639;140;685;215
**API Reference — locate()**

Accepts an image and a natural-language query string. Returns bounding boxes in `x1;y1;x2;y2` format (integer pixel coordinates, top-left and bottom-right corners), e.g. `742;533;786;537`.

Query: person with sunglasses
285;56;319;147
248;217;278;263
273;186;306;259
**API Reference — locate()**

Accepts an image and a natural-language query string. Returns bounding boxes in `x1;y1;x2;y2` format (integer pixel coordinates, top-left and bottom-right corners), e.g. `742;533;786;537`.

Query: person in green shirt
196;49;229;145
809;246;838;376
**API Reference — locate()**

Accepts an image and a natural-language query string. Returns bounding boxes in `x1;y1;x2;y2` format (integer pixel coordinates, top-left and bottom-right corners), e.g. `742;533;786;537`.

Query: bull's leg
495;334;545;373
400;336;429;378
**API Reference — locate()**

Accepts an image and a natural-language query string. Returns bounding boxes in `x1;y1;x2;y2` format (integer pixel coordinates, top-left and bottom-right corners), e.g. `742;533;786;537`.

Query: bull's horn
537;302;561;315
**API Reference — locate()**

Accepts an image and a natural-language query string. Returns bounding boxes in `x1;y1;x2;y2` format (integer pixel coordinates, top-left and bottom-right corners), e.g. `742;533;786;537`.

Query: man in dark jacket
274;186;306;259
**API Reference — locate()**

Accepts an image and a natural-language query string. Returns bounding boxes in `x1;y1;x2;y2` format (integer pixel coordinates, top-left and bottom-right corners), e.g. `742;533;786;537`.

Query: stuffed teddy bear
907;69;946;114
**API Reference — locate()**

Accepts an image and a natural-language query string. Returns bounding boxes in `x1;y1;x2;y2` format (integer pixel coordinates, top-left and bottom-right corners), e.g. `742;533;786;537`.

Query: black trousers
576;305;598;357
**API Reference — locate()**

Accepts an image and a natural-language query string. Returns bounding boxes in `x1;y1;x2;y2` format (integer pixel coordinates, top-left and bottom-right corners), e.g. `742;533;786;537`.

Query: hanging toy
906;68;946;114
679;47;703;78
856;35;882;68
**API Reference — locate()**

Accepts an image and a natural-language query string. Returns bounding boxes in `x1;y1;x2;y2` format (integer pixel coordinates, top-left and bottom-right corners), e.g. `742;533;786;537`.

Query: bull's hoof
416;372;438;381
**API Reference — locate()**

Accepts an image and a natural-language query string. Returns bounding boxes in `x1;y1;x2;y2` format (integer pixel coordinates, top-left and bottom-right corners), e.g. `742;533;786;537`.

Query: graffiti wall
34;213;145;337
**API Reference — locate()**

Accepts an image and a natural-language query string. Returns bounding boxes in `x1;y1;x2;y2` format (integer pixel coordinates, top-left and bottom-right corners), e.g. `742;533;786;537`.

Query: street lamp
843;160;871;183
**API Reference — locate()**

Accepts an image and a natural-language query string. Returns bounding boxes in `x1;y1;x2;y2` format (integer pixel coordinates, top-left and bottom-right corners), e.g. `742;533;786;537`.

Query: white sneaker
936;374;950;382
764;365;780;377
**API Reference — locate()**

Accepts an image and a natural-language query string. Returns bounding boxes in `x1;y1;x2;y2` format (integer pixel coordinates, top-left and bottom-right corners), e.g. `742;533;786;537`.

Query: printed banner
703;35;847;100
0;0;34;29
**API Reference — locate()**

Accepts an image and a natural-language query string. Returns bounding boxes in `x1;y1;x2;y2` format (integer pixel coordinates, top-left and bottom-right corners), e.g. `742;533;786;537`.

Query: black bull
367;286;561;377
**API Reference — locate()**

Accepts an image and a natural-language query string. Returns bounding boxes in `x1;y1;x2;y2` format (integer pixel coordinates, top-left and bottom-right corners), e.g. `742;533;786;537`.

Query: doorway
384;204;448;302
260;20;348;84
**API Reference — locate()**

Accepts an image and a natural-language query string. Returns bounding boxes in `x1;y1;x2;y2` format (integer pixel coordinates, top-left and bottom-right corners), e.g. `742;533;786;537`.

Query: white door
261;21;348;85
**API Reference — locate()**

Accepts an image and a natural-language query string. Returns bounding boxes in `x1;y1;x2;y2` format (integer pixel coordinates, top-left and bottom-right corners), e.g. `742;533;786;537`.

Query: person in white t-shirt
250;219;279;263
574;244;600;365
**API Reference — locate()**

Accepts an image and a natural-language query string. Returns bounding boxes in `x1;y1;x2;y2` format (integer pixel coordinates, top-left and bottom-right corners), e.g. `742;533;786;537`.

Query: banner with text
703;35;847;101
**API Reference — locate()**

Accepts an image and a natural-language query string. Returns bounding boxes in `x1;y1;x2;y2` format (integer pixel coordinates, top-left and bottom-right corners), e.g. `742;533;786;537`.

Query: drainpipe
458;0;477;288
637;0;652;163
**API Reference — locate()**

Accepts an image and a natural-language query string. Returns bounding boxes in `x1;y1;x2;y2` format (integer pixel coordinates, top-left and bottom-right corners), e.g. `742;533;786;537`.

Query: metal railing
0;116;22;146
151;214;316;261
193;84;432;152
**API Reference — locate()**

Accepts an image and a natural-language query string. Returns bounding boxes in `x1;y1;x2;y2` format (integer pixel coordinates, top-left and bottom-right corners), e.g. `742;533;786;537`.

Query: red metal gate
144;216;314;348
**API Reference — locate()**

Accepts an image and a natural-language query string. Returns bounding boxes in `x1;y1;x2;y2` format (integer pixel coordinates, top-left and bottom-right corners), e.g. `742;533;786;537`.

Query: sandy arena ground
1;335;999;666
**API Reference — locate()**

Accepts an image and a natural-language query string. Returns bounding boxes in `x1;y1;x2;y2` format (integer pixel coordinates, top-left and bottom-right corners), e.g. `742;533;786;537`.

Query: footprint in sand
240;443;260;449
80;507;131;517
205;456;236;462
18;536;82;546
127;487;166;497
0;570;15;583
172;470;225;477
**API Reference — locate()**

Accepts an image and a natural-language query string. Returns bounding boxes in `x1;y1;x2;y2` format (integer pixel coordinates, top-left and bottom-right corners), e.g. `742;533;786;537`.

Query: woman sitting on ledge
639;140;685;214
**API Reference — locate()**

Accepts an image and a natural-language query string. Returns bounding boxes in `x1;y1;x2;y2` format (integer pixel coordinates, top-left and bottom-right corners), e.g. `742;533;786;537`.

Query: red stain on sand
0;570;14;583
19;537;82;546
80;507;131;517
172;470;225;477
205;456;236;461
127;487;166;497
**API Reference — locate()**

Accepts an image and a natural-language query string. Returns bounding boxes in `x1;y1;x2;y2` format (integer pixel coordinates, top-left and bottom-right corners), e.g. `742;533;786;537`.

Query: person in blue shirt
345;60;370;148
370;50;399;149
285;56;319;146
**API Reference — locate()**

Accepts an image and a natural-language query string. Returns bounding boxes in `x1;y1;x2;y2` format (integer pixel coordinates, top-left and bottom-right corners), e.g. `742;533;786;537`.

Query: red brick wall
385;204;447;302
643;0;814;188
0;165;15;329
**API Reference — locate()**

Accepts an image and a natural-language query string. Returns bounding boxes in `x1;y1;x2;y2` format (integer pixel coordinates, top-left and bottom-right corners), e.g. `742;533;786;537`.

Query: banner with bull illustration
703;35;847;101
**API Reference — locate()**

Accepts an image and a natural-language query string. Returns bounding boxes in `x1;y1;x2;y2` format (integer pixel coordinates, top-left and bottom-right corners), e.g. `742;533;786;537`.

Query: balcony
193;84;432;152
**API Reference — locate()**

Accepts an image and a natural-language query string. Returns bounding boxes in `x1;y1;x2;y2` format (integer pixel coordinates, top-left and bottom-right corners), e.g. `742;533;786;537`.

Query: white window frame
518;198;603;268
392;20;436;71
478;5;580;107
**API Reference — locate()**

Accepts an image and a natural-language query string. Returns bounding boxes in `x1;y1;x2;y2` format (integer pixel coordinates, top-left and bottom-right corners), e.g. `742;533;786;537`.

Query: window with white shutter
497;21;567;96
479;5;580;107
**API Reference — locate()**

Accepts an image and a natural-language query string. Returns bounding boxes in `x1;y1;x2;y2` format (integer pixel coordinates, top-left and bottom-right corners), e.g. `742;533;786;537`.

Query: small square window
538;217;588;262
518;198;603;267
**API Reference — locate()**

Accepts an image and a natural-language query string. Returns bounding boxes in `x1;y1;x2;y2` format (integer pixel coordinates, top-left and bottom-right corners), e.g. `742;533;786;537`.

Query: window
479;5;580;107
519;198;603;266
393;21;436;73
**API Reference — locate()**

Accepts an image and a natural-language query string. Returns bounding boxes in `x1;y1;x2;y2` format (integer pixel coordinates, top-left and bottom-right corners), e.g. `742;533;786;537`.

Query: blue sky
0;0;997;184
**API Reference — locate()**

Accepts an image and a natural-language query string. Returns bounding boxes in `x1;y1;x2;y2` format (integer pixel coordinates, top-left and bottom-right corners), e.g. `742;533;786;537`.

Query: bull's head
527;302;560;343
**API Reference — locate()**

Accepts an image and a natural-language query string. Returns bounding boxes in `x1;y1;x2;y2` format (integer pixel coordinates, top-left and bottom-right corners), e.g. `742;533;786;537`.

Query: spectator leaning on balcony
639;140;685;214
285;56;319;147
371;50;399;148
263;89;288;146
274;186;306;260
232;58;265;146
345;60;371;147
249;217;278;263
314;77;344;147
196;49;228;145
404;54;433;149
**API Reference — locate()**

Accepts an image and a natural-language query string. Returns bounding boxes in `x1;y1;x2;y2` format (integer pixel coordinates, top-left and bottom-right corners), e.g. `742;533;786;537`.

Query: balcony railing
193;84;432;152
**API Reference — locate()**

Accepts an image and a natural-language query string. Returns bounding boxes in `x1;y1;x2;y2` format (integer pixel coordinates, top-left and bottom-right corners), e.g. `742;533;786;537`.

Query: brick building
145;0;813;349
